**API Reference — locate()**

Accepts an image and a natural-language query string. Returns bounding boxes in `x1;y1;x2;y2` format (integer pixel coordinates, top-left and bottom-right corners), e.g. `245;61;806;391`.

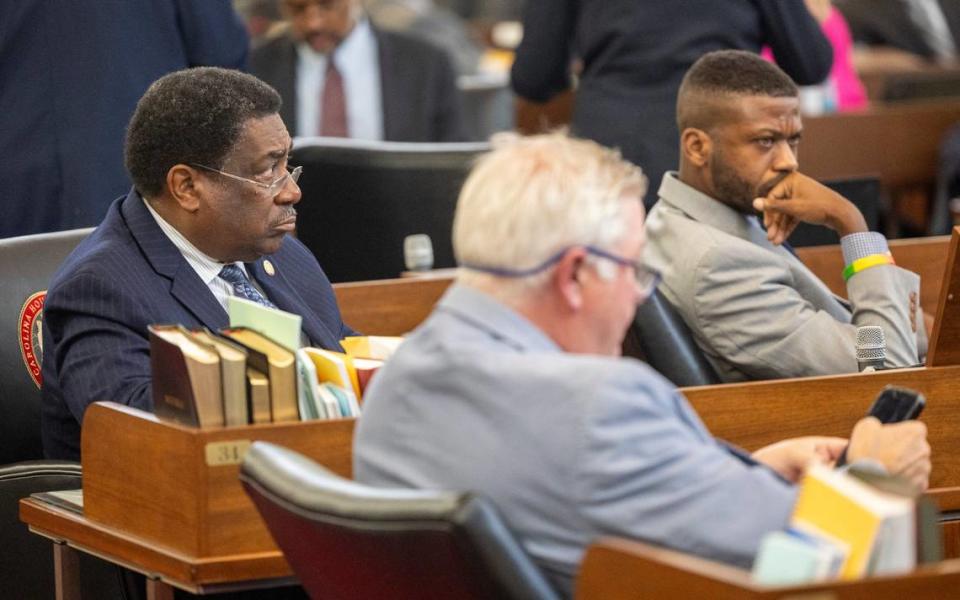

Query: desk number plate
205;440;252;466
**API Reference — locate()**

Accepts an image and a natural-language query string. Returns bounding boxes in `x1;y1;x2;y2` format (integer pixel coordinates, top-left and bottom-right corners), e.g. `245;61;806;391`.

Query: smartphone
866;385;925;423
835;386;925;466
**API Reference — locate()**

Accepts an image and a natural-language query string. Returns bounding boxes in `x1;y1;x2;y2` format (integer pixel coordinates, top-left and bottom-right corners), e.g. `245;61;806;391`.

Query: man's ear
680;127;712;168
553;248;587;311
167;164;203;212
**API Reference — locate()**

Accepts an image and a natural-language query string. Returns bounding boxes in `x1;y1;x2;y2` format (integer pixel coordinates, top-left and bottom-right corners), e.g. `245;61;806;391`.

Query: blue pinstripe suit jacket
40;190;353;460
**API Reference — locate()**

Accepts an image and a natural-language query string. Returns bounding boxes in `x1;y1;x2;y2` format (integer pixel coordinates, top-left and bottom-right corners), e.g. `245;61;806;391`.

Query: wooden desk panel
576;536;960;599
683;365;960;491
333;276;453;335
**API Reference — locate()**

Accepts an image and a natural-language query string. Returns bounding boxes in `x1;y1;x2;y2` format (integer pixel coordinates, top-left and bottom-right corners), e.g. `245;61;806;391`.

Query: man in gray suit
354;132;930;595
250;0;466;141
646;50;925;383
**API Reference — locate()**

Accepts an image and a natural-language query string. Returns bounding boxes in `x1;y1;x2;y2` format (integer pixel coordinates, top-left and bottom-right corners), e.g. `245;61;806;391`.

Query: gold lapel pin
263;260;276;276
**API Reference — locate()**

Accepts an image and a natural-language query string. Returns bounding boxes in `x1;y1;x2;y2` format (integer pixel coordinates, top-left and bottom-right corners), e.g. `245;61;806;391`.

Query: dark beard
709;157;756;214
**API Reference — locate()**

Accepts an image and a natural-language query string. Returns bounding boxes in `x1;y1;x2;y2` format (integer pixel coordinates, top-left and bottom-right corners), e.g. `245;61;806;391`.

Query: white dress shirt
295;18;384;140
142;196;265;311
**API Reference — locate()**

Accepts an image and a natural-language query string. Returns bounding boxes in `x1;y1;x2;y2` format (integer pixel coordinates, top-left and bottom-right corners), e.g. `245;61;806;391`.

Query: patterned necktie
218;264;277;309
320;56;348;137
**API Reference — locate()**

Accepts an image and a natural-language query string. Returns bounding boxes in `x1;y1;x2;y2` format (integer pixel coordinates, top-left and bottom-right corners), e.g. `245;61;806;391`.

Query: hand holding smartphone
835;385;926;467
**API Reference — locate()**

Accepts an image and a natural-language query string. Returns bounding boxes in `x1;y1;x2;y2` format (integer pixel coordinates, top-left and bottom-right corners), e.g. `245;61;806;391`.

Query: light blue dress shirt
295;18;384;140
354;284;796;596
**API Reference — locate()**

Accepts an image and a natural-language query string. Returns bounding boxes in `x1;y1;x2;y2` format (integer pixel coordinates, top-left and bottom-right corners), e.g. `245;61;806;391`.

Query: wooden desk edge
19;498;294;593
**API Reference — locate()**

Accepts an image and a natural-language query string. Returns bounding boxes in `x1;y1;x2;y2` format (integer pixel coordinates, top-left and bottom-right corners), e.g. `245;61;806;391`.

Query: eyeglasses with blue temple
460;245;661;302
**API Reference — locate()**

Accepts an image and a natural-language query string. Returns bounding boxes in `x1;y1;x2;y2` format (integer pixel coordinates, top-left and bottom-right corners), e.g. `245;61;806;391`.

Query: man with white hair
353;132;930;595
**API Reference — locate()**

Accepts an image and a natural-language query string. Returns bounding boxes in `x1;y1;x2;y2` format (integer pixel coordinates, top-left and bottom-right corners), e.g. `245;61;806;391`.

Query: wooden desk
576;536;960;599
20;496;292;599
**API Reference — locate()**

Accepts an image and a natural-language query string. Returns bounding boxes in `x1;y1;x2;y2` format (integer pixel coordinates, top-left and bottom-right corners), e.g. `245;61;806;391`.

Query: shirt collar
436;283;562;354
657;171;767;243
141;195;243;285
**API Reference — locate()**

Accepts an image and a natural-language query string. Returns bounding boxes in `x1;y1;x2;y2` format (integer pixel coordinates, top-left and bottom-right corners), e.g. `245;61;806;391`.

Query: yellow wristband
842;253;895;281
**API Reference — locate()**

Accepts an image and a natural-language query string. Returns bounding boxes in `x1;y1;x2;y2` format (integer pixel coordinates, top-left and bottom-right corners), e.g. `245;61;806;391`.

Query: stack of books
148;300;402;428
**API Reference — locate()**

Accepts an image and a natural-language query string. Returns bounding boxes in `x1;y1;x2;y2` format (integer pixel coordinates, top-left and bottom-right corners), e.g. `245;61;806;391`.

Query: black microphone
855;326;885;372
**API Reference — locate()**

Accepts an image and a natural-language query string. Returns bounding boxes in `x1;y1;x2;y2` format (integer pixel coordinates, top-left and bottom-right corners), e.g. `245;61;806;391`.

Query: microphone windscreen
855;325;885;362
404;234;434;272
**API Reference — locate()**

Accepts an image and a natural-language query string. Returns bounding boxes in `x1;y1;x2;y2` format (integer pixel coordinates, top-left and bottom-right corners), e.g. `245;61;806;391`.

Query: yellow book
246;367;271;424
340;336;403;360
221;327;298;422
791;465;915;579
190;329;248;427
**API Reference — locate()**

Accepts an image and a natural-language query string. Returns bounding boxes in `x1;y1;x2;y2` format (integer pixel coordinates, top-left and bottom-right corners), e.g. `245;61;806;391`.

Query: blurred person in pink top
764;0;868;112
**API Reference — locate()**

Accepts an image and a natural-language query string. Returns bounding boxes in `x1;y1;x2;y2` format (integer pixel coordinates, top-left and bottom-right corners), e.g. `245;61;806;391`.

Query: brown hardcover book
149;324;224;428
221;327;299;422
246;367;271;424
191;329;249;427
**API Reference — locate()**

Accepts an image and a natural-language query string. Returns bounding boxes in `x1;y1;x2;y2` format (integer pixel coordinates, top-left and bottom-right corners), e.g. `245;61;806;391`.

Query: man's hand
752;436;847;482
847;416;931;493
753;172;868;245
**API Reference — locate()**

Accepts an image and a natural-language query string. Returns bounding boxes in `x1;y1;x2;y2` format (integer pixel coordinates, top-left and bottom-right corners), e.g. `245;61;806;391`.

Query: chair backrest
291;138;490;282
0;461;125;598
0;228;92;464
240;441;559;600
622;289;720;387
788;176;882;247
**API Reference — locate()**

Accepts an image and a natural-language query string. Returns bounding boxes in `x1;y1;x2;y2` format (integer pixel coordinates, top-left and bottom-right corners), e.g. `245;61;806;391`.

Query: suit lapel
375;28;401;141
246;251;342;350
121;191;229;331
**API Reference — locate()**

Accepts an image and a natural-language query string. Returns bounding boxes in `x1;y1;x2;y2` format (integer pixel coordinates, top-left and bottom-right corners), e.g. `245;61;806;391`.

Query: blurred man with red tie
251;0;466;141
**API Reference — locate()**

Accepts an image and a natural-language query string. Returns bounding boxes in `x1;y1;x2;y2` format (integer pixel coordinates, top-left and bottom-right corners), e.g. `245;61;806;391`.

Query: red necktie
320;57;348;137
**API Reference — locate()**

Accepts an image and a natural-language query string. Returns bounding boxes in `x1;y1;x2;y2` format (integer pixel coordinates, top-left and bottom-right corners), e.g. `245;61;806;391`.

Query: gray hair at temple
453;132;646;295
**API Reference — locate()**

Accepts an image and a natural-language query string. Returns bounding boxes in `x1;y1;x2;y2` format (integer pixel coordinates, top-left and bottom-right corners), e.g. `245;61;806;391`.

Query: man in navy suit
41;68;355;461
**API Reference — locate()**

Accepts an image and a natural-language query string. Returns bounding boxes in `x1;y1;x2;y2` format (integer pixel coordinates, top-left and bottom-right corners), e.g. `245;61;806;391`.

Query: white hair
453;132;646;296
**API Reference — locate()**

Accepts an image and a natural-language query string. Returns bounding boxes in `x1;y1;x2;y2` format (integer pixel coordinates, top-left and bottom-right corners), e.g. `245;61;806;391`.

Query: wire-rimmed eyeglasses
191;163;303;197
460;244;661;301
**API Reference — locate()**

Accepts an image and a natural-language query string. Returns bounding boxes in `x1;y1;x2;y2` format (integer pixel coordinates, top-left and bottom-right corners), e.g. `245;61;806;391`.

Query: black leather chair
291;138;489;282
0;229;128;598
622;289;720;387
240;441;560;600
0;227;92;463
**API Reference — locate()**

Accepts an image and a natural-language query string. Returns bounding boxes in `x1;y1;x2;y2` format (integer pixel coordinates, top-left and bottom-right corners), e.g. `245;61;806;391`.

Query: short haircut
453;132;646;293
677;50;799;132
125;67;282;198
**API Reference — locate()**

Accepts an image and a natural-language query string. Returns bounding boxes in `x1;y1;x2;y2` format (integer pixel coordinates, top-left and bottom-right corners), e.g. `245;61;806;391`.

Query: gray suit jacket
354;284;795;596
646;174;923;383
250;27;466;142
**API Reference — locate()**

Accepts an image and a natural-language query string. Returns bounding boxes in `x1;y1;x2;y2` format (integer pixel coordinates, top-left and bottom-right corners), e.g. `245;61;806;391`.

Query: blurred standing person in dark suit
0;0;249;238
511;0;833;209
